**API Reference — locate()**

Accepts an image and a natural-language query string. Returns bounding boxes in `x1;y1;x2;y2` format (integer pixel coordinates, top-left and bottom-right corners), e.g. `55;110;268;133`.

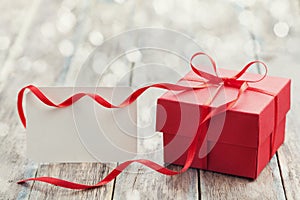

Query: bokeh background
0;0;299;83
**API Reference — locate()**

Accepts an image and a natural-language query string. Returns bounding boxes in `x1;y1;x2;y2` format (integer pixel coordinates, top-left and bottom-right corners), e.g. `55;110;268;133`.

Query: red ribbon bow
17;52;271;190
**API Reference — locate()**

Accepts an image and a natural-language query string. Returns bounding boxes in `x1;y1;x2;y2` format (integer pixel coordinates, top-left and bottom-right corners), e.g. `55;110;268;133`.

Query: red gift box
156;68;291;179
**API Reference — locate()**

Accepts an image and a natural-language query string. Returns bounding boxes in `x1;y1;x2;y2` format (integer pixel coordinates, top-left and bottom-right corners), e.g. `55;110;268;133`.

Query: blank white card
26;87;137;163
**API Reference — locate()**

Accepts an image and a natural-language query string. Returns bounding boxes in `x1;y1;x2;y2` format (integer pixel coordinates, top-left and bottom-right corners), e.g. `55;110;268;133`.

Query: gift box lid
156;69;291;148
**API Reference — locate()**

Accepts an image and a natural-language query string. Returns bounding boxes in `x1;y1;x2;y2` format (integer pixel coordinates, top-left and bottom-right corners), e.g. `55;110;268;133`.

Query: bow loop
231;60;268;83
190;53;268;87
190;52;222;84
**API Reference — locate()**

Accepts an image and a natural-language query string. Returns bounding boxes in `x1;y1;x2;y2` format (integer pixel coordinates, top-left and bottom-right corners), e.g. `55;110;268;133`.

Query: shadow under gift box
156;69;291;179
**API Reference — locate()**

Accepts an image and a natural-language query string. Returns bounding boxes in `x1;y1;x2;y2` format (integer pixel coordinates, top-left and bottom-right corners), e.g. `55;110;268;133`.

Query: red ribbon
17;52;271;190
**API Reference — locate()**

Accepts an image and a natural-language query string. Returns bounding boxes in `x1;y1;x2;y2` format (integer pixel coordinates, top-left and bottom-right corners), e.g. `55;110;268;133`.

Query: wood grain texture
112;50;200;199
259;52;300;200
0;0;299;199
251;1;300;198
28;163;116;200
197;86;287;196
0;1;43;199
114;165;198;200
200;156;285;200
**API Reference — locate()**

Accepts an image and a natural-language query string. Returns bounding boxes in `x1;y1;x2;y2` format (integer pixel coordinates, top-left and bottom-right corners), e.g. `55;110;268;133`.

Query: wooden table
0;0;299;199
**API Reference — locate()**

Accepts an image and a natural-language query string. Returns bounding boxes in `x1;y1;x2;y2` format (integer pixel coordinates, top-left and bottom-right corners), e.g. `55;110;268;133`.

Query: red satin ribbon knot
17;52;271;190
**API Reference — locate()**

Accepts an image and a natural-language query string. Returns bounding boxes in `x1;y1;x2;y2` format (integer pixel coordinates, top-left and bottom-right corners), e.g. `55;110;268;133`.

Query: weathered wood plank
110;1;287;198
278;114;300;200
197;1;289;199
259;52;300;200
247;0;300;198
30;163;116;200
200;157;285;200
199;53;287;199
0;0;115;199
114;165;198;200
0;1;43;200
23;0;117;199
113;90;200;199
112;50;200;199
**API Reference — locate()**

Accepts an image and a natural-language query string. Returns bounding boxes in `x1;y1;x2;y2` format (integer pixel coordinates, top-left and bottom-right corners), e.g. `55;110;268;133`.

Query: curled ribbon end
17;180;26;184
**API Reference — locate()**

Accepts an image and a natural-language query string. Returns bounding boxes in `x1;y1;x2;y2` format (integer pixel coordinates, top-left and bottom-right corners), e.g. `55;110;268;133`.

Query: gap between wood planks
197;29;288;200
22;0;138;198
27;0;96;197
109;61;135;200
0;1;43;199
11;0;97;199
250;31;288;200
276;152;287;199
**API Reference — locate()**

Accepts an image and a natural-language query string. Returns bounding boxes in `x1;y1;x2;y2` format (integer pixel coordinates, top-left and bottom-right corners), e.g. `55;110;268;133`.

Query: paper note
26;87;137;163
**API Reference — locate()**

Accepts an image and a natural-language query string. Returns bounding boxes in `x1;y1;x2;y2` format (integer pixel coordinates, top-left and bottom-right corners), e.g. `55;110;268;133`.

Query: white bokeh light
126;49;142;62
110;60;128;78
88;30;104;46
59;39;74;56
273;22;290;38
56;7;77;34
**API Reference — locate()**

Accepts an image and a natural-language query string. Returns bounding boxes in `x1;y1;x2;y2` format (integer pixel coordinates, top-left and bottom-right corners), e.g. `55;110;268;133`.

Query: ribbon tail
16;82;242;190
18;116;203;190
17;84;209;128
